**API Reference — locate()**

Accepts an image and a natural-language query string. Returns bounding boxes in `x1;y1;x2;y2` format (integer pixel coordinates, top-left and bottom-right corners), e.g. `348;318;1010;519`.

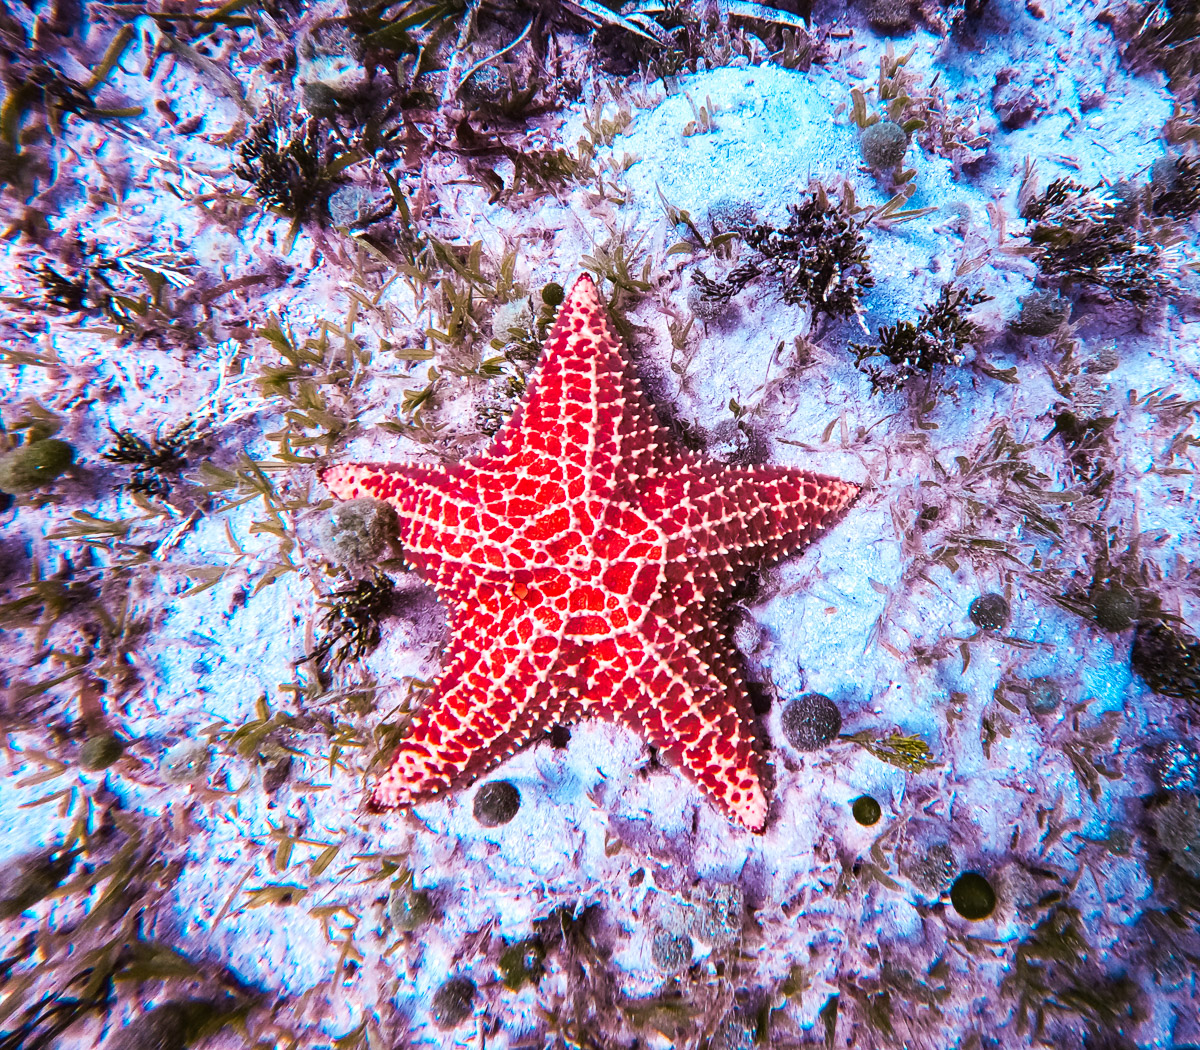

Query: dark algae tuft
1131;622;1200;702
853;284;991;392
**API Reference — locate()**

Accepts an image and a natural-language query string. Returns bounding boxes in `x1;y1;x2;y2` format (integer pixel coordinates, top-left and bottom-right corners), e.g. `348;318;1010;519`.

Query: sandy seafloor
2;0;1200;1047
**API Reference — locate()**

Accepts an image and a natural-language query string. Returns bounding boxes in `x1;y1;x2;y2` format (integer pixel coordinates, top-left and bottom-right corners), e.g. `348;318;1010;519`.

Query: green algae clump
389;880;433;932
319;497;397;567
498;938;545;990
860;120;908;171
781;693;842;752
651;928;693;973
0;439;74;493
79;733;125;771
1025;677;1063;716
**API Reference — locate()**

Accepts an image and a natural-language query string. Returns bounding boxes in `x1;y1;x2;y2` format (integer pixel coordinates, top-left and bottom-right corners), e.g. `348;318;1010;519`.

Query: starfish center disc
509;491;666;640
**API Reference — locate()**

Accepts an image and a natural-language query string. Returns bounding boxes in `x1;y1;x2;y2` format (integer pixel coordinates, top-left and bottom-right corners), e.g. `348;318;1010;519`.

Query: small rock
969;593;1009;632
852;795;882;826
950;871;996;920
473;780;521;826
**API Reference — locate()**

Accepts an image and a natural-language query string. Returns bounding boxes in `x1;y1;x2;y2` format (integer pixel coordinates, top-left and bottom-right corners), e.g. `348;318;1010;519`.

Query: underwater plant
692;183;875;324
234;103;347;223
852;284;991;392
1018;173;1181;305
499;938;546;990
306;574;396;669
103;423;196;498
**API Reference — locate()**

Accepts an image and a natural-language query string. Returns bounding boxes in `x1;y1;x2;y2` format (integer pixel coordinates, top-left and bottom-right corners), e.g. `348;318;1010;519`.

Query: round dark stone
1091;584;1138;632
781;693;843;751
950;872;996;920
431;976;475;1029
549;724;571;749
1025;677;1063;715
79;734;125;771
969;593;1010;632
852;795;882;826
473;780;520;826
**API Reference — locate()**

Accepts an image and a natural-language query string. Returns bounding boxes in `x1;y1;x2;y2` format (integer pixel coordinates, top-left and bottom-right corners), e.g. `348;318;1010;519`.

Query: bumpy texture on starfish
322;275;858;831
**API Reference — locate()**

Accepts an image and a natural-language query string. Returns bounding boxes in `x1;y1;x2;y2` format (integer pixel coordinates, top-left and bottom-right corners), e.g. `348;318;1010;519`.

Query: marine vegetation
852;283;991;391
1017;170;1183;305
692;183;875;324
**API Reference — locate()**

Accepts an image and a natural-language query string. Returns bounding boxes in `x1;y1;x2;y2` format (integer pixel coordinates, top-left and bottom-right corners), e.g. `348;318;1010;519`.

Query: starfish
322;275;858;831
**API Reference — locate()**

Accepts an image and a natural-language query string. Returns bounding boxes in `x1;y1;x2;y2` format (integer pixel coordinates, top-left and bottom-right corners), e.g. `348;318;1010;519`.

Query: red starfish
322;275;858;831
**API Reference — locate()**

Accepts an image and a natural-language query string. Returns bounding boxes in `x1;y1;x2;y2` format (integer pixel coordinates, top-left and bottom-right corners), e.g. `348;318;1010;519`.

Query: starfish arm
641;460;859;600
481;276;668;488
585;610;767;831
368;596;570;809
322;459;528;603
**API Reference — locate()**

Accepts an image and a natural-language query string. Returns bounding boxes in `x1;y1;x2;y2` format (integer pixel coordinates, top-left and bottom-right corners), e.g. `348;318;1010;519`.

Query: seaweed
234;102;354;226
1001;906;1143;1041
1018;172;1182;305
842;729;937;773
306;574;396;670
695;183;875;324
0;21;142;197
102;422;199;498
852;284;992;392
